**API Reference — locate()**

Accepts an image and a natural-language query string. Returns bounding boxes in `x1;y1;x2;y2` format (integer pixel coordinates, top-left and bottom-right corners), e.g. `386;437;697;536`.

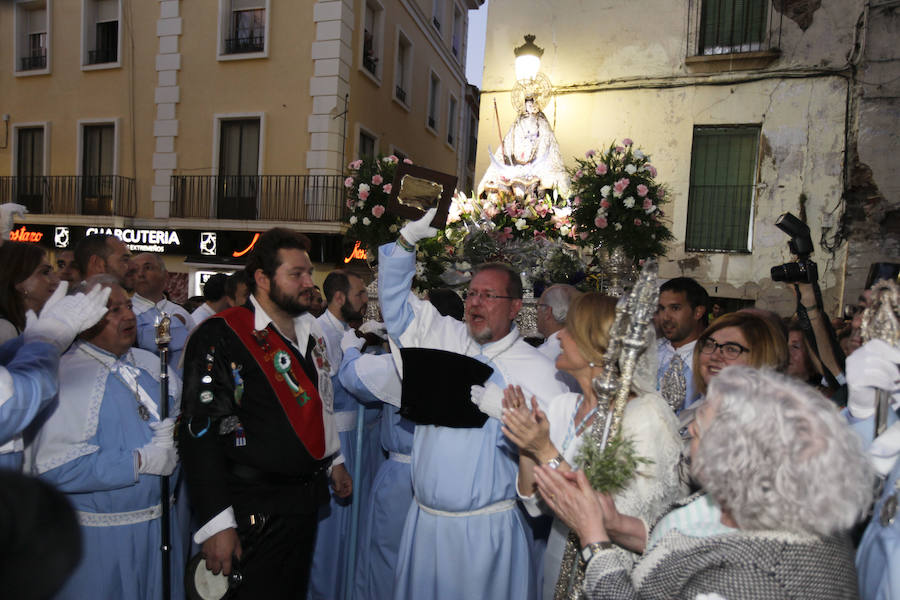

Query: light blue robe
378;242;567;600
136;306;191;374
308;312;384;600
27;343;187;600
340;348;415;600
0;336;59;471
848;408;900;600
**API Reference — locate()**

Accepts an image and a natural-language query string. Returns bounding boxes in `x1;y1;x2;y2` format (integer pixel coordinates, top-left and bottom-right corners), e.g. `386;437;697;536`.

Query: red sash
219;307;326;459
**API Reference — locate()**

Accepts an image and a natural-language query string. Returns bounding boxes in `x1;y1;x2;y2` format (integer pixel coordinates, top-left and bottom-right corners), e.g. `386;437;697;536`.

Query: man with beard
74;233;136;291
655;277;708;413
308;270;383;600
179;228;349;598
377;209;567;600
27;276;187;599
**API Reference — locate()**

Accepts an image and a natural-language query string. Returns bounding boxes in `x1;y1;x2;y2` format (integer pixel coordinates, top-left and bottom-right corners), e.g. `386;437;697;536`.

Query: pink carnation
344;176;354;188
403;158;414;164
613;178;630;197
372;174;383;185
595;163;608;176
637;184;649;197
349;159;363;170
646;164;658;178
372;204;385;218
575;169;584;180
634;218;643;226
383;183;392;194
656;187;665;199
585;149;596;158
595;216;608;229
358;190;370;200
615;146;625;153
346;198;354;209
623;138;633;146
643;198;654;210
600;199;611;209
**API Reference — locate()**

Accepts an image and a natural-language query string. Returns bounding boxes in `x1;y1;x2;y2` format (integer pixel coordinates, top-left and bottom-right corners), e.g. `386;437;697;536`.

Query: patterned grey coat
583;528;859;599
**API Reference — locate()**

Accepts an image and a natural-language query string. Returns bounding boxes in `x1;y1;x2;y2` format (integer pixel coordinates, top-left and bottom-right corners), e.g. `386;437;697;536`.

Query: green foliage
343;155;403;251
576;431;653;494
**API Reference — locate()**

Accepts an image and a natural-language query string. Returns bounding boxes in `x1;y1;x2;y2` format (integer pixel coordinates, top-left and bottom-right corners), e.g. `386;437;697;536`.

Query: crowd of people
0;202;897;600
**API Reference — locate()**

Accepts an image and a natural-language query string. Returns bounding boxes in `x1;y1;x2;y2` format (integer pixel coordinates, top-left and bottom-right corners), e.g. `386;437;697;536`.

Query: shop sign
7;225;44;243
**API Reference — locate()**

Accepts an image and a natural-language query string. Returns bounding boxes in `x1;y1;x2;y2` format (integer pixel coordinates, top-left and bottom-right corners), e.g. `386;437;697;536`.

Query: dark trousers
234;513;318;599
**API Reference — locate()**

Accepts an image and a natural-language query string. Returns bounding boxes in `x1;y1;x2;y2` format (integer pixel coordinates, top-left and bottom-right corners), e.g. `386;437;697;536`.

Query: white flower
625;164;637;175
389;224;399;233
633;149;645;160
553;205;572;218
623;196;635;209
457;261;472;270
614;223;622;231
595;208;607;218
356;200;365;209
363;217;371;226
349;216;358;225
515;218;528;230
600;185;612;198
644;204;657;214
415;263;426;277
559;225;571;236
358;183;370;193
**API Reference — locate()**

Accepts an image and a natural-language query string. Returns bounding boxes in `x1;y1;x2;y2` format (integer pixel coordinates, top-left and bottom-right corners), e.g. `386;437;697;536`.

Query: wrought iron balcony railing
0;175;136;216
87;46;117;64
224;35;265;54
170;174;347;222
20;52;47;71
395;86;407;103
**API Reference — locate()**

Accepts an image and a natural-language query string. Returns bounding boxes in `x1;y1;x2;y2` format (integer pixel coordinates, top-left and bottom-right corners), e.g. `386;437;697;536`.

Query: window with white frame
15;2;49;73
83;0;120;66
427;73;440;132
446;95;458;148
358;129;377;160
219;0;268;58
684;125;760;252
394;30;412;106
362;0;384;78
432;0;442;32
451;4;463;60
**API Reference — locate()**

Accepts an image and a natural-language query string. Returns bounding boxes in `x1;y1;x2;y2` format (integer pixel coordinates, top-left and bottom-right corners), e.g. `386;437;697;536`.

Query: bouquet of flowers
343;155;413;251
569;139;674;259
449;189;577;245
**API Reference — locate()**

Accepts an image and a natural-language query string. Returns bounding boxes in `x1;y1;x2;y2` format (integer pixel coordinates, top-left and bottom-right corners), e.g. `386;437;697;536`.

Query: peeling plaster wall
476;0;883;317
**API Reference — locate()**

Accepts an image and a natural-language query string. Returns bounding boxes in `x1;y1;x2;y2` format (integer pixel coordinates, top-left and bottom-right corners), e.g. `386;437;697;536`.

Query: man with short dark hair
55;249;82;284
191;273;230;330
656;277;709;412
179;228;347;598
224;271;250;308
74;234;135;291
378;209;566;600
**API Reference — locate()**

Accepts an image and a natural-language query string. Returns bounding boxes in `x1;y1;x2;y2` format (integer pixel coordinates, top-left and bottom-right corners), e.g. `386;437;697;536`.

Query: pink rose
595;163;608;176
637;184;649;197
383;183;392;194
349;159;363;170
613;178;630;197
358;190;370;200
634;218;643;226
600;199;610;209
585;149;596;158
344;176;354;188
403;158;414;164
372;174;383;185
595;216;608;229
623;138;633;146
372;204;385;218
615;146;625;153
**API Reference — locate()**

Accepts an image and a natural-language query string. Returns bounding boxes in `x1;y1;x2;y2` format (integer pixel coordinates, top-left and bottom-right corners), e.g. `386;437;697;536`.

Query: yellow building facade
1;0;481;293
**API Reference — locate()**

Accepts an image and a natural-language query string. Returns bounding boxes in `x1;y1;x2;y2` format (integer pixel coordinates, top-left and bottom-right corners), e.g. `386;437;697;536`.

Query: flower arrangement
343;155;414;251
569;140;674;260
448;189;577;244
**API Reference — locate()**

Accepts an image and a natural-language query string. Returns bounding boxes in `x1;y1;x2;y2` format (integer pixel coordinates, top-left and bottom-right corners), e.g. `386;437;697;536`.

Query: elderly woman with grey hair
534;366;873;599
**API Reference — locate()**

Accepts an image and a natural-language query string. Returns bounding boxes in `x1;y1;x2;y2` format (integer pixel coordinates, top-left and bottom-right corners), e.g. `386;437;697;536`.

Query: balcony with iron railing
87;46;117;65
20;52;47;71
225;35;265;54
170;174;346;222
0;175;136;216
686;0;783;72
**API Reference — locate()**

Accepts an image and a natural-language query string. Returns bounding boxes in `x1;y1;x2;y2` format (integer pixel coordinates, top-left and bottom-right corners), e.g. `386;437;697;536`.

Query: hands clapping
500;385;552;460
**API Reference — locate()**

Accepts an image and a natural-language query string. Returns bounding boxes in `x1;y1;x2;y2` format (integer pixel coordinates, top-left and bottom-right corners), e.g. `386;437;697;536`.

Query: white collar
249;294;314;352
478;324;521;361
320;308;349;334
660;337;697;358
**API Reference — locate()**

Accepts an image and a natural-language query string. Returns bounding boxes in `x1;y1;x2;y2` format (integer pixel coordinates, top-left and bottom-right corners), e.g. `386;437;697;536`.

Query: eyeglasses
463;289;517;302
698;337;750;360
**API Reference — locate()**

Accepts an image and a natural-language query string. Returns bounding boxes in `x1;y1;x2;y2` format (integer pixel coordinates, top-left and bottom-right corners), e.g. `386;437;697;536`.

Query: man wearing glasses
377;209;567;600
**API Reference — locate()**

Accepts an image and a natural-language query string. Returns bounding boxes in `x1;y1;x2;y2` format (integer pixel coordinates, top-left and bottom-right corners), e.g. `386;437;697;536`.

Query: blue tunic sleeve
0;337;59;444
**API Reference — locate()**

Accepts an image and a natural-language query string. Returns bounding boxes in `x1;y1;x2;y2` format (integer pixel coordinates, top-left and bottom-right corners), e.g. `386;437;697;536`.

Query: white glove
150;417;176;449
399;208;438;246
358;320;387;338
23;283;112;353
0;202;27;239
470;382;504;420
847;339;900;419
137;442;177;476
341;329;365;353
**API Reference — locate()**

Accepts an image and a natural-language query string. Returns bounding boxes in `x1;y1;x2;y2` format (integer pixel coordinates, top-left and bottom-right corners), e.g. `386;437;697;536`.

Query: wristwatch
581;541;614;563
545;453;565;470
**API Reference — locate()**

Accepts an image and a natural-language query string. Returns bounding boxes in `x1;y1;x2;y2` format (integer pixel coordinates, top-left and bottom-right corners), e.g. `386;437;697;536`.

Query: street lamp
514;34;543;83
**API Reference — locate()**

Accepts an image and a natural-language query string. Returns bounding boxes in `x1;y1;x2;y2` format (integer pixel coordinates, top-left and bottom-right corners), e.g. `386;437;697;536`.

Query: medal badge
880;483;899;527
